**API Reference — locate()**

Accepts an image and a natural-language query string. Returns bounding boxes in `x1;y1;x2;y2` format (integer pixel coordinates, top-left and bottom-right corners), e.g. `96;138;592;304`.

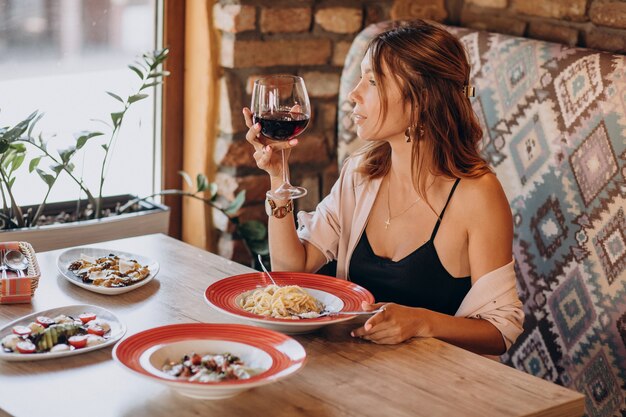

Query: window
0;0;161;206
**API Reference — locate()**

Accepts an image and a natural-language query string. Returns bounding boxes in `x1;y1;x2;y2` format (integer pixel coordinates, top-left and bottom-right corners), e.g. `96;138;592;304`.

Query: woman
243;20;523;356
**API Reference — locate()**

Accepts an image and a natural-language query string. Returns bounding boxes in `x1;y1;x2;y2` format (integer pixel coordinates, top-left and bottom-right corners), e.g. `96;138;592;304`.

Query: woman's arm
351;303;506;355
266;175;327;272
243;108;326;272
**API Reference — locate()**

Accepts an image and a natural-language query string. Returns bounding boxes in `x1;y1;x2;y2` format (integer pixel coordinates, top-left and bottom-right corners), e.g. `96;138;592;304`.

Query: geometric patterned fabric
337;21;626;417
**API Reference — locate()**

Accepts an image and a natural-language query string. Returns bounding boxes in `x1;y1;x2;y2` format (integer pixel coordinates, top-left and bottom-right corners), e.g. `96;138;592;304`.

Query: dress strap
430;178;461;241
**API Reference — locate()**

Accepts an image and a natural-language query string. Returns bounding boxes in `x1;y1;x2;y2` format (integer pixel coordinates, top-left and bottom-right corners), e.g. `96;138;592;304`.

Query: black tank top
349;179;470;316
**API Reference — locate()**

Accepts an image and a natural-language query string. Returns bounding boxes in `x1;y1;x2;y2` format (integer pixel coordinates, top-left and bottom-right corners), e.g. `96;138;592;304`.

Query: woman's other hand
350;302;433;344
242;107;298;179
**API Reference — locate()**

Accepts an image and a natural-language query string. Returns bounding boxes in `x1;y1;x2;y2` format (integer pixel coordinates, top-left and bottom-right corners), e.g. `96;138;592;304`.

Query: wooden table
0;234;584;417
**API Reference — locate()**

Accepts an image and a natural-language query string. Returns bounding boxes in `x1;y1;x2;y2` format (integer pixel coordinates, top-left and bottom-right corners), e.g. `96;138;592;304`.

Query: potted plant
0;49;166;250
0;49;267;260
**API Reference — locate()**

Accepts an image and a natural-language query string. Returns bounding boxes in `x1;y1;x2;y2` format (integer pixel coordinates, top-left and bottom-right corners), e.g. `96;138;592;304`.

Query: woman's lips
352;113;367;125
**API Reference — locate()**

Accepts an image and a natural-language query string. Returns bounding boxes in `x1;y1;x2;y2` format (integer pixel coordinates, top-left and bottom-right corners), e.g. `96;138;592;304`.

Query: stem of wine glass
281;149;290;186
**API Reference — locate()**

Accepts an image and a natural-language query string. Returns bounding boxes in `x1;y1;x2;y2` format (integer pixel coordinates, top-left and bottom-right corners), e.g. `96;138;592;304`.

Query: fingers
360;327;397;342
270;138;299;151
362;309;386;332
366;336;402;345
245;122;264;152
351;310;387;337
361;301;385;311
242;107;253;128
253;145;273;168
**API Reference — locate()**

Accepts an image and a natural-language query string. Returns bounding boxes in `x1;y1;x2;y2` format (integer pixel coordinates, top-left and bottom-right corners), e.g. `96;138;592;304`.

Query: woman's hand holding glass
249;75;311;200
242;107;298;180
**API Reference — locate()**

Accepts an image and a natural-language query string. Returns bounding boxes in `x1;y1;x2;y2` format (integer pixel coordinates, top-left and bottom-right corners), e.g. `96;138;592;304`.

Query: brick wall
212;0;625;265
450;0;626;51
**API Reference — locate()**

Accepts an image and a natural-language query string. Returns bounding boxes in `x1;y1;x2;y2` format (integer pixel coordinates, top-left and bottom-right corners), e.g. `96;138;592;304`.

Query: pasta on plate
239;285;324;319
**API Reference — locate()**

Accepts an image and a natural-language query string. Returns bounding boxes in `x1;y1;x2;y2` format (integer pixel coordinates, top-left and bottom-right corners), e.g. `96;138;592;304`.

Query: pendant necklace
385;176;421;230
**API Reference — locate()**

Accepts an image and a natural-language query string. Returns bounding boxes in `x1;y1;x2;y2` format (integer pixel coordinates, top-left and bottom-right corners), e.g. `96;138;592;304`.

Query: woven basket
0;241;41;303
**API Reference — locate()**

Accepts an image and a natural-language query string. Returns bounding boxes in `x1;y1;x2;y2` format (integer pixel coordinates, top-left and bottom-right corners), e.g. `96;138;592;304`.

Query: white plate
0;304;126;361
113;323;306;400
57;247;159;295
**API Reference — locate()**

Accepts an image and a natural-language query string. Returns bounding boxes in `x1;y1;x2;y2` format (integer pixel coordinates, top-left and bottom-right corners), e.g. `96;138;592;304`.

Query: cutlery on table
257;254;278;286
295;308;385;319
0;249;7;280
4;250;29;278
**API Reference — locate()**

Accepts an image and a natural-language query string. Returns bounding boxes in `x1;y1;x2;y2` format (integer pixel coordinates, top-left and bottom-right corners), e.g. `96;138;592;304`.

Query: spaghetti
239;285;324;319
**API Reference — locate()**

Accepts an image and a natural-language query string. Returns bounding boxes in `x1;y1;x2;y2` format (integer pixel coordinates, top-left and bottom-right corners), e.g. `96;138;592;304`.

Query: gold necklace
385;176;421;230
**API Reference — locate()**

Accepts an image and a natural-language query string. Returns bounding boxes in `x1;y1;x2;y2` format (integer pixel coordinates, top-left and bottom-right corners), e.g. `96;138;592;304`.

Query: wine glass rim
254;74;304;86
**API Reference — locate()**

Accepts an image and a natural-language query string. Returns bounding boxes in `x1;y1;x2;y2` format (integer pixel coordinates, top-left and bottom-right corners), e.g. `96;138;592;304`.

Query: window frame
161;0;185;239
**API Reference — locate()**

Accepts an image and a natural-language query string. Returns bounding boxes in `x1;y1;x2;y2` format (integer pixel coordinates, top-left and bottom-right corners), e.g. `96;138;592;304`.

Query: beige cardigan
297;155;524;350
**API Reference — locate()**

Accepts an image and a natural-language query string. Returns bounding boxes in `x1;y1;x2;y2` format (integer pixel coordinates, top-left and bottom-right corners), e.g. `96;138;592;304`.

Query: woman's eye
368;79;377;86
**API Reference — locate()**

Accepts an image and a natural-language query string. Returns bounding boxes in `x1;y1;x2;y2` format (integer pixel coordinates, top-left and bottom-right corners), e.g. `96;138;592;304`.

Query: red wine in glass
253;111;310;141
251;75;311;200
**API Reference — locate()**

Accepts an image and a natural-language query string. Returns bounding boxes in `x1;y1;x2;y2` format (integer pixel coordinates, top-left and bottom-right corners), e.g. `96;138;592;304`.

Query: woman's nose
347;86;360;104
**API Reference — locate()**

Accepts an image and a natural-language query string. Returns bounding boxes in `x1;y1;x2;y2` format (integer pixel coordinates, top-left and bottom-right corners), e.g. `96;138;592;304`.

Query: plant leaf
238;220;267;242
224;190;246;216
106;91;125;103
37;133;47;151
196;174;208;192
90;118;112;128
147;71;170;78
128;93;149;104
59;146;76;163
133;60;148;71
10;154;25;172
9;142;26;152
29;156;41;172
110;111;124;128
140;81;161;91
8;177;15;189
36;168;55;186
50;163;64;174
27;112;44;137
128;65;144;80
75;131;104;149
101;144;109;151
178;170;192;188
1;122;28;142
0;140;8;154
209;182;218;199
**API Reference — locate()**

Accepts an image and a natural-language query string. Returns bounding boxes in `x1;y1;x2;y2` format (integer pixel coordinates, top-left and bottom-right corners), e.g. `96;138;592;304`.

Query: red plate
113;323;306;387
204;272;374;332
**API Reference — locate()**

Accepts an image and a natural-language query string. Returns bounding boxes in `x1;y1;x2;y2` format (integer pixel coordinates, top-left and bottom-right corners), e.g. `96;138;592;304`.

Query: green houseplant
0;49;267;259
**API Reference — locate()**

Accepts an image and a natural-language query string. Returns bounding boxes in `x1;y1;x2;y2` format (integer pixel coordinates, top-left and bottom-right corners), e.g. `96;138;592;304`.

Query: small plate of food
113;323;306;399
0;304;126;361
56;247;159;295
204;272;375;334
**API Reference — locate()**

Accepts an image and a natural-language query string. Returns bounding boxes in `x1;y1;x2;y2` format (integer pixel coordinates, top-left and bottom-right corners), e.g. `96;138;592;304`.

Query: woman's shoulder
455;173;511;222
458;172;503;196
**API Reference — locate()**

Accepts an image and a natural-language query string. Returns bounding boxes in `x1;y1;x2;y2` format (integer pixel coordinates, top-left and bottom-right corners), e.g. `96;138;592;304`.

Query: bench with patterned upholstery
337;21;626;417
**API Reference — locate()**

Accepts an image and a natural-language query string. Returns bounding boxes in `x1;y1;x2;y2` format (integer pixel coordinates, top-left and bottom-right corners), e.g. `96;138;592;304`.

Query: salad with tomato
1;313;111;354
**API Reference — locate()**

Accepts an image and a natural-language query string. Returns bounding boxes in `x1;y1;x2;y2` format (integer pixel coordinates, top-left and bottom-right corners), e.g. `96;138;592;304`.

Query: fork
296;308;385;319
0;249;7;280
257;254;278;286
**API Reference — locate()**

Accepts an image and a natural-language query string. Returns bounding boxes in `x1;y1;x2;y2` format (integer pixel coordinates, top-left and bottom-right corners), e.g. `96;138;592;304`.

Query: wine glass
251;75;311;200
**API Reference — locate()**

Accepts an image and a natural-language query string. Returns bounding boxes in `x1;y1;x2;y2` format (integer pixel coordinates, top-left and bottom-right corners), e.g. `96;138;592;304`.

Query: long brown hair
355;20;490;199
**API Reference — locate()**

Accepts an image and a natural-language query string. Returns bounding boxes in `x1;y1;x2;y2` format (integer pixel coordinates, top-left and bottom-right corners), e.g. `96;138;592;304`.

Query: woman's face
348;52;411;142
